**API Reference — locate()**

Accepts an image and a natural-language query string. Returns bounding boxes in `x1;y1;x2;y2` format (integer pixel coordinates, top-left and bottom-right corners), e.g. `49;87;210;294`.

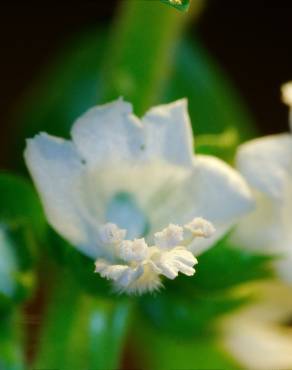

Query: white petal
221;282;292;370
142;99;194;167
233;137;292;281
24;133;98;258
149;155;254;255
282;81;292;106
71;98;145;166
231;191;286;253
236;134;292;199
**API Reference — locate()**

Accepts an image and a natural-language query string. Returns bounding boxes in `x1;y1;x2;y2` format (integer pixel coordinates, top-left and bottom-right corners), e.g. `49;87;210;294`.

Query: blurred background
1;1;292;171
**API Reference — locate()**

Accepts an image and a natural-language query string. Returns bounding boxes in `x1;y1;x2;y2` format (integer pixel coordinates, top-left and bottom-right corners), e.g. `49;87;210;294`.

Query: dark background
0;0;291;166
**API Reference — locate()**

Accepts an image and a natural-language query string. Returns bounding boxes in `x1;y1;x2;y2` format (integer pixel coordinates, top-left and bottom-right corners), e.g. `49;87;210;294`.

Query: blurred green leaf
0;311;24;370
132;315;240;370
193;238;274;292
164;38;257;140
45;228;111;298
0;226;36;308
196;127;240;163
160;0;191;12
139;239;273;339
0;173;46;239
34;274;131;369
140;290;246;338
0;173;46;305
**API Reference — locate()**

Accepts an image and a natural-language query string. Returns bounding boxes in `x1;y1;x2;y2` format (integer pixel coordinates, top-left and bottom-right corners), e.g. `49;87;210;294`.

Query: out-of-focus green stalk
32;274;132;369
101;0;204;115
0;310;24;370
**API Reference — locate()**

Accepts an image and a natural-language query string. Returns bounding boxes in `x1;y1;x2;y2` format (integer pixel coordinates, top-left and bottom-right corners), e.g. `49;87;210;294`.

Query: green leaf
0;311;24;370
45;228;111;298
0;172;46;239
196;127;240;163
33;273;132;370
139;239;273;339
140;290;247;339
160;0;191;12
193;238;274;292
0;173;46;305
131;315;241;370
164;38;257;140
0;226;36;308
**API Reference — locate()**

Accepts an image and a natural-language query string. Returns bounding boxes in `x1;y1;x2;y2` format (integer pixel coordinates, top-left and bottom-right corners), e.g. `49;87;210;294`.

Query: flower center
106;192;149;239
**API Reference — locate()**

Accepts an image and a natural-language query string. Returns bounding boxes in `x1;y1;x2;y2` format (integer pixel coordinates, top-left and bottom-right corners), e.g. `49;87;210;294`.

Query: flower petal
236;134;292;199
220;282;292;370
148;155;254;255
71;98;145;166
24;133;98;258
142;99;194;167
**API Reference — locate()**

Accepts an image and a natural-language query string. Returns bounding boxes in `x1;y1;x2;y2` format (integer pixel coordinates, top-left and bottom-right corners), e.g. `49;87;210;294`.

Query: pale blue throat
106;192;149;239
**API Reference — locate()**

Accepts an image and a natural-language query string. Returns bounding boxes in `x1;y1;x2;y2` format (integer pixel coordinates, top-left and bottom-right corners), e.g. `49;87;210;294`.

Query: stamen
99;223;126;244
184;217;215;238
154;224;184;249
119;238;148;262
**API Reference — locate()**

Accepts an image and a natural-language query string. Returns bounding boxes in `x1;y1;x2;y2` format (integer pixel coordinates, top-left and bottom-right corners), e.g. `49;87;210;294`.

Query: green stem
33;273;132;370
101;0;204;115
0;309;24;370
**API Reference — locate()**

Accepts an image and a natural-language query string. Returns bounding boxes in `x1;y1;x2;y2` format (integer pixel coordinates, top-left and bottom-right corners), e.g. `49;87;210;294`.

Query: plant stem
32;273;132;369
101;0;204;115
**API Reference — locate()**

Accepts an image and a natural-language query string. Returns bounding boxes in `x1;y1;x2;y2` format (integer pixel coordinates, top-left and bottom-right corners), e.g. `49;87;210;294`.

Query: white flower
220;282;292;370
24;98;253;294
232;82;292;283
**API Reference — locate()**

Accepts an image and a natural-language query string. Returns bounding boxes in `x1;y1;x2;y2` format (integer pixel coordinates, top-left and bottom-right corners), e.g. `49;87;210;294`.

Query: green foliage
0;312;24;370
0;227;36;308
33;274;131;370
160;0;191;12
0;173;46;307
194;238;274;292
132;316;241;370
45;229;111;297
0;173;46;238
164;38;256;140
195;127;240;163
